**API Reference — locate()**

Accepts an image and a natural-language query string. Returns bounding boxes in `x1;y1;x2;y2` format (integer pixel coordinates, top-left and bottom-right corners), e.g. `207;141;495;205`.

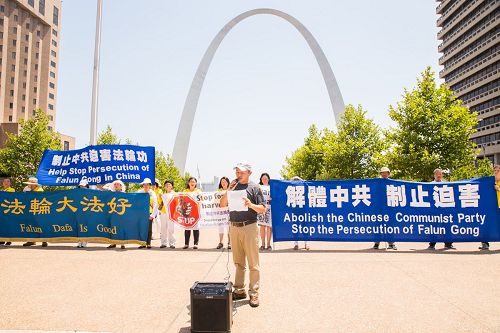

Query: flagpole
89;0;103;146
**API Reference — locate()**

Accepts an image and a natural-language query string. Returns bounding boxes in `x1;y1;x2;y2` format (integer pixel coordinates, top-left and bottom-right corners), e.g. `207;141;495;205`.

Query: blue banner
270;177;500;242
36;145;155;186
0;189;150;244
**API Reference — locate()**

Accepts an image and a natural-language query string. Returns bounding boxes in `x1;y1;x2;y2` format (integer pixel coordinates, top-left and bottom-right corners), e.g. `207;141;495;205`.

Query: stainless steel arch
172;8;345;173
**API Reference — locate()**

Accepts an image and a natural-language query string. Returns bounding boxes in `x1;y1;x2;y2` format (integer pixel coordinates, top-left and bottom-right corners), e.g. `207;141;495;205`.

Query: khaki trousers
229;222;260;296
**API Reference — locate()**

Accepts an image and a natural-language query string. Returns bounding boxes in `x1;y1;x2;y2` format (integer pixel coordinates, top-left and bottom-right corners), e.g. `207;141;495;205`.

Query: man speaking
220;162;266;307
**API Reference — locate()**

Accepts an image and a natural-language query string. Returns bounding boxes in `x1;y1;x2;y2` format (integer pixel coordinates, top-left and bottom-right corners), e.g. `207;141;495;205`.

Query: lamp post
89;0;103;146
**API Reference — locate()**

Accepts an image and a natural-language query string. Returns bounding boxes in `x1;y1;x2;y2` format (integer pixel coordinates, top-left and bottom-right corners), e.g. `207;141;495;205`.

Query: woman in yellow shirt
183;177;201;249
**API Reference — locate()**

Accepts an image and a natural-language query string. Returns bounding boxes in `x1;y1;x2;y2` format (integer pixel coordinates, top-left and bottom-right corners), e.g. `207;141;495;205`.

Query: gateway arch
172;8;345;173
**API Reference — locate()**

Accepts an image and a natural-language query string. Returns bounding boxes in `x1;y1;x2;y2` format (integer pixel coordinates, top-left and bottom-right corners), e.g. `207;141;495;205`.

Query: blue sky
56;0;441;184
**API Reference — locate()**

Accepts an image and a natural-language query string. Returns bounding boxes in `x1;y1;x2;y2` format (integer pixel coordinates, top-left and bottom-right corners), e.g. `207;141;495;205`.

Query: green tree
0;109;61;189
97;125;121;144
448;159;493;181
322;105;385;179
281;124;326;180
155;151;186;192
386;67;479;181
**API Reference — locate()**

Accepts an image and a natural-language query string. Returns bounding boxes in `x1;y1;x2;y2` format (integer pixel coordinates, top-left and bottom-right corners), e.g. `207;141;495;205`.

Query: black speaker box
190;281;233;333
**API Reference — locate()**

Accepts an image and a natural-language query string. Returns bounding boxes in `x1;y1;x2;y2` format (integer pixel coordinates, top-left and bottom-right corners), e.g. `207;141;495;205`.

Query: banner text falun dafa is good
0;189;150;244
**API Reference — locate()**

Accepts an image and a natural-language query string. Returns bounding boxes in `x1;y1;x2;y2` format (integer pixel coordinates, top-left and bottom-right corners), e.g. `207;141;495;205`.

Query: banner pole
90;0;103;146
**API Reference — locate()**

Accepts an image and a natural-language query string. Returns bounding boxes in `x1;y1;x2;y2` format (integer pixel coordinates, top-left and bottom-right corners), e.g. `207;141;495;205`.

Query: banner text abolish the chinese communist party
270;177;500;242
0;189;150;244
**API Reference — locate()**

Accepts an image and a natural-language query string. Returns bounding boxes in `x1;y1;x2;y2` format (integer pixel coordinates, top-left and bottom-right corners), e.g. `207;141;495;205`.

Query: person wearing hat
106;180;127;249
137;178;158;249
373;167;397;250
427;168;455;250
22;177;47;247
153;178;163;240
220;162;266;308
1;178;15;246
77;179;90;248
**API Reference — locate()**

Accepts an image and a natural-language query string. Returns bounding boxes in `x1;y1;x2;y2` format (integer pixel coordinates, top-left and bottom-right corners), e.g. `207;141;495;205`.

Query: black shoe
121;245;125;249
41;242;48;247
478;245;490;251
5;242;11;246
107;244;116;248
216;242;223;249
444;245;456;250
372;244;379;250
146;245;152;249
427;245;435;250
160;245;167;248
138;245;146;249
0;242;4;245
232;291;247;300
193;245;198;250
23;242;35;247
182;245;189;249
227;244;231;250
387;244;397;250
170;245;175;249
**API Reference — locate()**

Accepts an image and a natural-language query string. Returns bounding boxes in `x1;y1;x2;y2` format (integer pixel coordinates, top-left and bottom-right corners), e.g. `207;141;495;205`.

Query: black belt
231;220;257;227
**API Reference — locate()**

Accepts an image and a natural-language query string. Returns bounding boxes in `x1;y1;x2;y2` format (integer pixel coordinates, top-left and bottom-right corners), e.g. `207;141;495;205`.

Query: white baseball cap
380;167;390;173
234;162;252;172
141;178;152;185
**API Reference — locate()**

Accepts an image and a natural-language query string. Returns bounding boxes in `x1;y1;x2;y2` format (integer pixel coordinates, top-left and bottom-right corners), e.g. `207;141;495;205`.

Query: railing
438;0;483;37
437;0;467;25
440;32;498;69
462;85;500;105
443;49;499;82
453;68;498;94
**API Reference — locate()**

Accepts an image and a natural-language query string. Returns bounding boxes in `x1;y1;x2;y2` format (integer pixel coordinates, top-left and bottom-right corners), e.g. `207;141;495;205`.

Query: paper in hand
228;190;248;212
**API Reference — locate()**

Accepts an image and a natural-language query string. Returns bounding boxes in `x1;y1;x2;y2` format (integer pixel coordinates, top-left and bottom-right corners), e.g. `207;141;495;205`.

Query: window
9;103;13;109
34;64;38;70
34;75;37;82
28;0;34;7
50;61;56;67
49;82;55;89
12;27;17;33
49;71;55;78
0;5;4;12
39;0;45;15
36;30;40;37
49;93;54;99
8;115;12;122
51;39;57;47
22;94;25;101
33;87;37;92
11;64;15;71
48;115;53;120
22;82;26;88
21;106;25;113
48;104;54;111
52;29;57;37
32;110;36;116
25;34;29;41
36;41;39;48
0;19;3;25
33;98;36;104
53;6;59;26
63;141;69;151
0;45;3;52
10;77;14;84
24;46;28;53
35;53;39;59
51;50;56;57
26;23;30;29
23;70;27;77
0;32;3;38
11;52;15;59
23;58;27;65
12;39;16;46
14;15;18;22
9;90;14;96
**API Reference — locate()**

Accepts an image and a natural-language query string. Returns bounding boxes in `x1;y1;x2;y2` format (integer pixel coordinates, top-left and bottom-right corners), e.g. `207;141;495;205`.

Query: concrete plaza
0;228;499;333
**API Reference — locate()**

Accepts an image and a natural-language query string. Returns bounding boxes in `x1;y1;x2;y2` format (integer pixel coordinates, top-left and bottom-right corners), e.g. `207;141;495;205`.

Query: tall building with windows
0;0;74;149
437;0;499;162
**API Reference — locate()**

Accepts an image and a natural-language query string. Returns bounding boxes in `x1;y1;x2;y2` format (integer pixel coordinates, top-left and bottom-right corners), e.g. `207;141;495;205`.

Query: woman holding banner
183;177;201;249
259;173;273;250
216;177;231;250
108;180;127;249
160;180;176;249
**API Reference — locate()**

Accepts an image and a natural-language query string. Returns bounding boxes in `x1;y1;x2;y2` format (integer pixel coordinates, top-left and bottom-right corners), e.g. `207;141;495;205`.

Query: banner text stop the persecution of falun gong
270;177;500;242
0;189;150;244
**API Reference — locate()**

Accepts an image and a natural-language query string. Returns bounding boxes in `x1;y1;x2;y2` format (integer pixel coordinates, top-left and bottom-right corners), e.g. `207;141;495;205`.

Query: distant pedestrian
183;177;201;249
427;168;455;250
22;177;47;248
137;178;158;249
373;167;397;250
160;180;176;249
259;173;272;250
216;177;231;250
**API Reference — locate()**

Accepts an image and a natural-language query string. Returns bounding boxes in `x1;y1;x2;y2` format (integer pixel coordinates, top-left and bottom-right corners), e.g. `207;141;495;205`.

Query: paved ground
0;228;499;333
